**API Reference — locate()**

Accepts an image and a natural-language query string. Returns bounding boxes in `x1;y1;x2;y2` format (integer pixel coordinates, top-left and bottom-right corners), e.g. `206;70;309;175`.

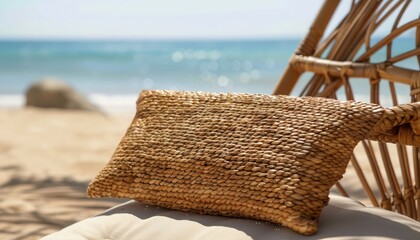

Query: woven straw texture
87;90;384;235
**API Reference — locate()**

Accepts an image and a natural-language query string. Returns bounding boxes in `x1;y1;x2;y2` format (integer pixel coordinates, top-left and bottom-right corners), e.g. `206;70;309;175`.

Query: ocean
0;39;417;111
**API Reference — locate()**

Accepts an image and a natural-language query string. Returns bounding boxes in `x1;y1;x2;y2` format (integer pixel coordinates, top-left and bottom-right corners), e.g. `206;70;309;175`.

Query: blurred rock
25;78;100;112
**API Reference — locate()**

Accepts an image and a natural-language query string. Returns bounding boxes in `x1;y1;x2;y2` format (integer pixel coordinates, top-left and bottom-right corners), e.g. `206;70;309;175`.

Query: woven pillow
87;90;384;235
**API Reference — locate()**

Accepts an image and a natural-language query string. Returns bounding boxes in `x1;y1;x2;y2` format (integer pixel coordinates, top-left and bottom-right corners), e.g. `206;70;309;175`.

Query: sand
0;108;133;239
0;108;133;182
0;107;412;239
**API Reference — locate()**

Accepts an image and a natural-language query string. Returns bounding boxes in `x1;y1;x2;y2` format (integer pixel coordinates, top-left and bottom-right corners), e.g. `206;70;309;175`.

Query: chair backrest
274;0;420;221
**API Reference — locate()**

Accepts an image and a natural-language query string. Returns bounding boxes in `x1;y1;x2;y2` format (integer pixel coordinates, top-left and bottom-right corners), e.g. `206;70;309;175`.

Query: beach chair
42;0;420;239
274;0;420;221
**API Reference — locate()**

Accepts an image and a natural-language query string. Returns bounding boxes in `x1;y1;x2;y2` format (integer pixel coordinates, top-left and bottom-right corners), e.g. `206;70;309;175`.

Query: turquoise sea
0;39;417;111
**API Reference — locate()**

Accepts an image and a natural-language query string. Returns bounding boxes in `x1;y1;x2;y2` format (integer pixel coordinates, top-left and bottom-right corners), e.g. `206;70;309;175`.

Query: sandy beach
0;108;133;182
0;107;409;239
0;108;134;239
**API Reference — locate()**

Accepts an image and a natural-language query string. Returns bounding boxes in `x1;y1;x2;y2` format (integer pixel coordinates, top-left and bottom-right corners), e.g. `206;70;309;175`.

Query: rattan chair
40;1;420;239
274;0;420;221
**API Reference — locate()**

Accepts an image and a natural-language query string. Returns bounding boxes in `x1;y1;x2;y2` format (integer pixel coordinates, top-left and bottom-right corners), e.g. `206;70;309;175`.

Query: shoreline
0;94;139;114
0;91;413;112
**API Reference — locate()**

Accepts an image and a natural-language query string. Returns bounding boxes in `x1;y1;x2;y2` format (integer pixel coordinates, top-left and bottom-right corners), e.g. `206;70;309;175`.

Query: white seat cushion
42;195;420;240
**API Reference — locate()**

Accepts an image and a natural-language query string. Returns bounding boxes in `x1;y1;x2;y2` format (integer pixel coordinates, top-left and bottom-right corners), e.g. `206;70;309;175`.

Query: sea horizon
0;38;416;112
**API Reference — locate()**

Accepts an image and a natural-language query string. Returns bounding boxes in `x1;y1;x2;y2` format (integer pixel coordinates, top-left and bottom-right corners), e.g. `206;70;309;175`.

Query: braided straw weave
88;90;386;235
367;103;420;146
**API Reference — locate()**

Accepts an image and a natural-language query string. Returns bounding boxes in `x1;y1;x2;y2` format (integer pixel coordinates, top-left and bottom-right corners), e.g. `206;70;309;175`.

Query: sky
0;0;419;40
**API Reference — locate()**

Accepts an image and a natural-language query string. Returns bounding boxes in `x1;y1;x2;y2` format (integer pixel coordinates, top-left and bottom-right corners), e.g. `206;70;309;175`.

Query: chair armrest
367;102;420;146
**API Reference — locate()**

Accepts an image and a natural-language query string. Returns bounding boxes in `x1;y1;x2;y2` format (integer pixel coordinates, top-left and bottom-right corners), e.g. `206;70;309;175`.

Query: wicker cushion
87;90;384;235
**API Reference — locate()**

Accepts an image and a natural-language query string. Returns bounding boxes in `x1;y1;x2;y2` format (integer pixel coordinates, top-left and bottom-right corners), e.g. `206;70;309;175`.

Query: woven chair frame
274;0;420;221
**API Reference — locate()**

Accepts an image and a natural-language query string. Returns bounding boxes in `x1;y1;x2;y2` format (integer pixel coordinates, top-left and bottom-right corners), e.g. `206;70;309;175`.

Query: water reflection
143;78;154;89
217;76;230;87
